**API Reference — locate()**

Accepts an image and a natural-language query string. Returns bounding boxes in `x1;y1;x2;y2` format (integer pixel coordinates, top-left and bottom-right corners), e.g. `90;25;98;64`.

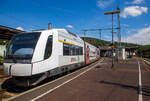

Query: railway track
0;71;57;100
0;68;23;100
141;58;150;72
143;58;150;66
0;75;14;101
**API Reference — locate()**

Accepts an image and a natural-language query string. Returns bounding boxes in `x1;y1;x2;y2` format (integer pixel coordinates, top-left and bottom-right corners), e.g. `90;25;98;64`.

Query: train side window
72;45;76;55
44;35;53;59
79;47;83;55
63;43;70;55
69;45;73;55
63;43;83;56
76;46;79;55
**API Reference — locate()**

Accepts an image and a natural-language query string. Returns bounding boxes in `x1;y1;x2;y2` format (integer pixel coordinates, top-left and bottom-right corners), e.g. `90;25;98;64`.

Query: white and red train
3;29;100;86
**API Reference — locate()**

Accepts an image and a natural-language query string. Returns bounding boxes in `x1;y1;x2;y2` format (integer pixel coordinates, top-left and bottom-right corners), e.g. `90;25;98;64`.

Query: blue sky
0;0;150;44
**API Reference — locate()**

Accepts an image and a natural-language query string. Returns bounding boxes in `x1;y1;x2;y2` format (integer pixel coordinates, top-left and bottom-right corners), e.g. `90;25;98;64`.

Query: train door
95;48;98;60
86;45;90;64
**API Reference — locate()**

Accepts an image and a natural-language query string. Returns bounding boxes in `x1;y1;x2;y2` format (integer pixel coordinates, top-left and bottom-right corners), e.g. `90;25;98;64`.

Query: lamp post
104;10;120;68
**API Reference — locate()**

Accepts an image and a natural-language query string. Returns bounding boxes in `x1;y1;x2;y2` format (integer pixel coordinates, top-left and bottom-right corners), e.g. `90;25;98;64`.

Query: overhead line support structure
82;27;119;40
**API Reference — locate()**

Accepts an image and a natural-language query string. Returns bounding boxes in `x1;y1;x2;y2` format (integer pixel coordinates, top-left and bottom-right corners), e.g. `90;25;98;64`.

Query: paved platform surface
5;58;150;101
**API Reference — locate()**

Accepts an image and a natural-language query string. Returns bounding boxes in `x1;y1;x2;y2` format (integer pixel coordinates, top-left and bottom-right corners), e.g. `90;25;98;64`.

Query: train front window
6;32;41;59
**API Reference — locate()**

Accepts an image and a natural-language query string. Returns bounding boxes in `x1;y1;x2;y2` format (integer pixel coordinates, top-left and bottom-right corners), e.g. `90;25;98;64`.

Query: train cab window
44;35;53;59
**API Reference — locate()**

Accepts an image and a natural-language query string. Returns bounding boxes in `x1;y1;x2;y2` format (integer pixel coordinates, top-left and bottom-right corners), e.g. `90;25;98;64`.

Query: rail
143;58;150;66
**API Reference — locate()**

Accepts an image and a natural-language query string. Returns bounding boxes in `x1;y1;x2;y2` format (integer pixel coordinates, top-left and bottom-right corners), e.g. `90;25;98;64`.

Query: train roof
32;28;82;39
32;29;76;36
13;29;98;48
33;29;98;48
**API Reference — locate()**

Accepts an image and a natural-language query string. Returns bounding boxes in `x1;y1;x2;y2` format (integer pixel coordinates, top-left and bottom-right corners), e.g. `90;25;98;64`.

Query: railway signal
104;9;120;69
111;45;115;49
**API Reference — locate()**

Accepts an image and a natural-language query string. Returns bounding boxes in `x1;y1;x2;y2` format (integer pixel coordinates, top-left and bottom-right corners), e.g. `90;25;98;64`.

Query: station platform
4;58;150;101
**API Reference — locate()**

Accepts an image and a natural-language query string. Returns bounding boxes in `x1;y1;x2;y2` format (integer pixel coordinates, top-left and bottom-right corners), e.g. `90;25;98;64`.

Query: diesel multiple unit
3;29;100;86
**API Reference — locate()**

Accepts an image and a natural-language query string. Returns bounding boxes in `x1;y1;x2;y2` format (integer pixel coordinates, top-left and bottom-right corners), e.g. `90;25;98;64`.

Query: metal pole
104;10;120;68
117;7;121;61
118;13;121;47
112;14;114;44
99;29;101;40
112;14;114;68
117;8;121;47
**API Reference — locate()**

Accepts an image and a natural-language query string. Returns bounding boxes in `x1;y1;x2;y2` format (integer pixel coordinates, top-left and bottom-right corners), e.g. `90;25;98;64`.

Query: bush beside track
137;45;150;58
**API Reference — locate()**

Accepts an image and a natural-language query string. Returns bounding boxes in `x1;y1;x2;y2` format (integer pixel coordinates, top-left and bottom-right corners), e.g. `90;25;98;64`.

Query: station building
0;25;24;57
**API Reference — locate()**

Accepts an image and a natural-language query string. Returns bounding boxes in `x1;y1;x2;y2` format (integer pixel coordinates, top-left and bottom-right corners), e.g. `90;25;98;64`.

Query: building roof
0;25;24;40
99;46;112;50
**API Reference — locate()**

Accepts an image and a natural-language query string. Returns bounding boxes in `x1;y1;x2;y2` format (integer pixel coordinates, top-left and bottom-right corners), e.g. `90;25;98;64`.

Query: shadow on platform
142;86;150;96
100;80;150;96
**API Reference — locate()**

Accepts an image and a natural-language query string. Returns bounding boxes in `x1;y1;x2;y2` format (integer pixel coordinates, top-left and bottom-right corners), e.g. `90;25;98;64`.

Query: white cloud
126;27;150;45
122;24;130;27
121;6;148;18
66;25;73;29
97;0;114;9
104;35;117;42
125;1;130;4
144;24;148;26
125;0;144;4
16;26;24;31
132;0;144;4
126;29;137;35
104;35;111;40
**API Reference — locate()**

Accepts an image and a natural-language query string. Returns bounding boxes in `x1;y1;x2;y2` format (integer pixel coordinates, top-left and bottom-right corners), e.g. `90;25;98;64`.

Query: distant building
0;45;6;57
